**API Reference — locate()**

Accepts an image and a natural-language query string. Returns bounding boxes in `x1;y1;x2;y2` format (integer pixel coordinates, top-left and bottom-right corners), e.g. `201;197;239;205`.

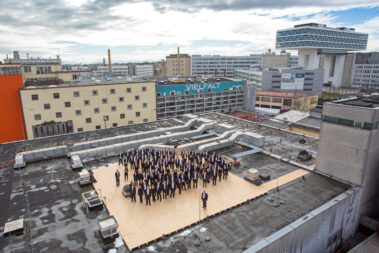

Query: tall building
351;52;379;90
262;67;324;97
0;64;26;143
19;78;157;139
276;23;368;87
166;49;191;77
135;64;154;78
191;54;262;78
316;95;379;217
156;77;246;119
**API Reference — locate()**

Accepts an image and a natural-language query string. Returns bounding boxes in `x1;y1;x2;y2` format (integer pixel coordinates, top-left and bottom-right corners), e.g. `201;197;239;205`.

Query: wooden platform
92;164;308;250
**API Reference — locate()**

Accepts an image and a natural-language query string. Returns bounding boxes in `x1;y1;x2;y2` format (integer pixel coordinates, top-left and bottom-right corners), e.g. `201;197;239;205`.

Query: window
73;91;80;97
86;118;91;123
120;113;125;119
84;100;90;106
142;86;147;92
110;89;115;94
119;97;124;102
283;99;292;106
143;103;147;108
44;103;51;110
75;110;81;116
65;101;71;107
170;91;175;96
96;125;101;129
126;88;132;93
23;66;31;73
56;112;62;118
31;94;38;101
112;123;118;127
127;104;132;110
78;128;83;132
92;90;98;96
136;112;140;117
102;98;108;104
261;97;270;102
128;120;133;125
111;106;117;111
135;95;140;101
272;98;282;103
53;93;60;99
94;108;100;113
34;114;41;120
143;119;148;123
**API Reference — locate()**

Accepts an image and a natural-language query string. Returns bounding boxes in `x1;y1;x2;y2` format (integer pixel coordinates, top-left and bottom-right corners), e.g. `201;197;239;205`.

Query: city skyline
0;0;378;63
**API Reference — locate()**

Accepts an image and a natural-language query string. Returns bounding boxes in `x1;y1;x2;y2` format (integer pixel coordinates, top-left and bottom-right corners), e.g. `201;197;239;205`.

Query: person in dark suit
177;179;182;194
170;180;176;198
201;190;208;209
118;153;123;166
145;186;151;206
162;181;168;199
138;186;143;203
218;166;222;182
124;167;128;182
202;171;207;188
193;171;198;188
151;184;156;202
156;182;162;202
115;169;120;187
212;168;217;186
130;181;136;203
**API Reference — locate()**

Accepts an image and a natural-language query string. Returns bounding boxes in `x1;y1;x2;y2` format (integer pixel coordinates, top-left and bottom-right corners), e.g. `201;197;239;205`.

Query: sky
0;0;378;64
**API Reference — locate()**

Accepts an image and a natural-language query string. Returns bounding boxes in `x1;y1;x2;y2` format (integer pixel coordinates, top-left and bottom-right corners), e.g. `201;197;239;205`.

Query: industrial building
1;112;370;253
155;77;249;119
255;91;318;111
276;23;368;87
316;95;379;217
19;78;157;140
166;49;191;77
262;67;324;97
191;54;262;78
0;64;26;143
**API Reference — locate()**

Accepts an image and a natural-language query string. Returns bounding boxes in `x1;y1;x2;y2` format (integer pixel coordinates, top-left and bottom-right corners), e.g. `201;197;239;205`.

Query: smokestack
177;47;180;76
108;49;112;74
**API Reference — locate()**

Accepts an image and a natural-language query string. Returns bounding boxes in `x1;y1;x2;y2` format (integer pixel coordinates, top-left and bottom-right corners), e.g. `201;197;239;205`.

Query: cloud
0;0;378;63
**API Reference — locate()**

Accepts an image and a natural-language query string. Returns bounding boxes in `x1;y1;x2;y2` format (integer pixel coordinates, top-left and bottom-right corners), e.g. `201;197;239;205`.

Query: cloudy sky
0;0;378;64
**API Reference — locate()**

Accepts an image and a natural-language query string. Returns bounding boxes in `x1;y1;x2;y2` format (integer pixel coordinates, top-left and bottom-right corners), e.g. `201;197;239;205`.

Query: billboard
280;73;304;90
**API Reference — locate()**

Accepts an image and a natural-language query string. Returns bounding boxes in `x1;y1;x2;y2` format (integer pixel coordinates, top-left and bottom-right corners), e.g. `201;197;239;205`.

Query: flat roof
257;91;315;98
332;94;379;108
0;113;352;252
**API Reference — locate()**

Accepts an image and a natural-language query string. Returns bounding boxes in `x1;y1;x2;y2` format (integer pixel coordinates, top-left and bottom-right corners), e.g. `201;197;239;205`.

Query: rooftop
332;94;379;109
256;91;315;98
0;113;353;252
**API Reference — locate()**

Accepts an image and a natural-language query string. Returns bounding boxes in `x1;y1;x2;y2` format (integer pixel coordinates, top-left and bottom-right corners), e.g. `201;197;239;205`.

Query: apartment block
20;78;157;139
166;53;191;77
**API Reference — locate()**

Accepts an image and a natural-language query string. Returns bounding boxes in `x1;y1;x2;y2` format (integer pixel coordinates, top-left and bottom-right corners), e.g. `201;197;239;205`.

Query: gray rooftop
0;113;352;252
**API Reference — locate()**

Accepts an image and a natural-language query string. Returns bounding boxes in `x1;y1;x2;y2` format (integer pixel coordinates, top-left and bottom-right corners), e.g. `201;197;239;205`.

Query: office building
0;64;26;143
135;64;154;78
166;49;191;77
316;95;379;217
351;52;379;90
93;64;129;77
234;69;262;89
156;78;246;119
4;51;73;85
191;54;262;78
255;91;318;111
19;78;156;139
262;49;299;68
262;67;323;97
276;23;368;87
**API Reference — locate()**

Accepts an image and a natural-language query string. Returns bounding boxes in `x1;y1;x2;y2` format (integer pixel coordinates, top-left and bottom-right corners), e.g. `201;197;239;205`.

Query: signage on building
281;73;304;90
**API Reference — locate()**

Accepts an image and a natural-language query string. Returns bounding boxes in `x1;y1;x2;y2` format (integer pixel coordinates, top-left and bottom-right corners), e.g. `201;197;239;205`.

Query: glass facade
276;27;368;50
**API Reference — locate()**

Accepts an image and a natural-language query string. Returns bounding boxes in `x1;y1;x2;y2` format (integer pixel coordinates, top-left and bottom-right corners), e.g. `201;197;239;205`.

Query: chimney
108;49;112;74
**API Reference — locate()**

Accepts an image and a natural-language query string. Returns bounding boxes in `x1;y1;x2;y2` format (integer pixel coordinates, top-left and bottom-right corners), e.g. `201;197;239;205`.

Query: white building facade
135;64;154;78
351;52;379;90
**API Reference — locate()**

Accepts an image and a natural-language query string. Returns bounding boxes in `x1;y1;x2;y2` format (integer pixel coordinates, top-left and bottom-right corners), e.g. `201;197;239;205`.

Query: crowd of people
115;148;232;207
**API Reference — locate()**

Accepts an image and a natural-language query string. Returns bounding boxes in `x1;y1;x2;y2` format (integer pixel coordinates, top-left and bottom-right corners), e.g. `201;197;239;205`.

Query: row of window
30;87;147;101
41;102;148;112
0;66;22;76
77;119;149;131
34;111;145;121
277;35;366;44
322;115;378;130
277;28;368;40
276;41;366;49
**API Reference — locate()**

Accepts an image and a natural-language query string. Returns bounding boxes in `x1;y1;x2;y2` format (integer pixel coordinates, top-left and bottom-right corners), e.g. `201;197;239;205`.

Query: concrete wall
246;187;361;253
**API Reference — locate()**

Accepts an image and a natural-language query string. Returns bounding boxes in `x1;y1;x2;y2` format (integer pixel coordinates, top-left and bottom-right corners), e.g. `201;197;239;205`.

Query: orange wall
0;75;26;143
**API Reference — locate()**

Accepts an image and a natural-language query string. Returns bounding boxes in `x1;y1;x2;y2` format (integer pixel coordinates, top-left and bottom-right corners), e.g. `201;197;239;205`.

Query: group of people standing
115;148;232;208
